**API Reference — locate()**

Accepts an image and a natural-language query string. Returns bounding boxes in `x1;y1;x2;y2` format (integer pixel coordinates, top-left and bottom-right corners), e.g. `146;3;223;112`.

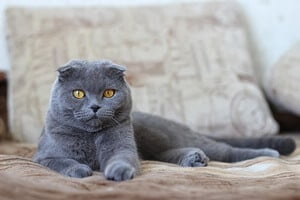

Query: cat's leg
155;147;209;167
97;125;140;181
202;144;280;162
228;147;280;162
37;158;92;178
211;137;296;155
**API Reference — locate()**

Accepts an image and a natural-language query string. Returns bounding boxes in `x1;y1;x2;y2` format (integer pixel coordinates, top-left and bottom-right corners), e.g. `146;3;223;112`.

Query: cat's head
50;59;132;132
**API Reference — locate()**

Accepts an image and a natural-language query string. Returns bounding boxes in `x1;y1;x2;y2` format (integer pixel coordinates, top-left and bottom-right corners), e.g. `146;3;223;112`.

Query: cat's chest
63;135;98;168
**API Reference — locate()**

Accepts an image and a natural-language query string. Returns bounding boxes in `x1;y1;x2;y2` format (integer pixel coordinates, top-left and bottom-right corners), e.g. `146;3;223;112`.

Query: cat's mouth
90;115;98;120
73;111;101;126
86;117;102;127
73;110;114;128
83;114;102;126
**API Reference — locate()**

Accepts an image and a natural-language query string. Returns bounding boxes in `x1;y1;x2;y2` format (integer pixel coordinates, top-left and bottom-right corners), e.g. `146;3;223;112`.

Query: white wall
0;0;299;73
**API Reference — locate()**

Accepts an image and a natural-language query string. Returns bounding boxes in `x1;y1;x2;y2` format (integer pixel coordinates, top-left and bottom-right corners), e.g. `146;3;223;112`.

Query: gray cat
34;60;296;181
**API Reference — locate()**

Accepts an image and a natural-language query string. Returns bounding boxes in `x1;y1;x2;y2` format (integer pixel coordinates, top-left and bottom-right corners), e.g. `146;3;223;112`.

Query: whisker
100;113;113;118
111;117;120;125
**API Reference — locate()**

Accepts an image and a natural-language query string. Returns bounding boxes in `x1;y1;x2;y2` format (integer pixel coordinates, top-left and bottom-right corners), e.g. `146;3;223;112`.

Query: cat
34;59;296;181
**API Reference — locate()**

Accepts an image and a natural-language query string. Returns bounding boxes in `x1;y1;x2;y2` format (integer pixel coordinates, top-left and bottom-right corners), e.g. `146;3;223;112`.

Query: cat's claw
180;149;209;167
64;164;93;178
104;161;136;181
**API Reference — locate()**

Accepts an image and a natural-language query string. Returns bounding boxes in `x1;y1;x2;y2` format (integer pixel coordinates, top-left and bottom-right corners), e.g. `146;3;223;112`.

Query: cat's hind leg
211;137;296;155
228;147;280;162
203;144;280;162
154;148;209;167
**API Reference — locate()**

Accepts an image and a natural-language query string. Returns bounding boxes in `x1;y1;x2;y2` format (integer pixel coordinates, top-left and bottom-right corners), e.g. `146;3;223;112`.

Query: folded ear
107;63;127;78
57;64;75;82
56;60;85;81
110;64;127;73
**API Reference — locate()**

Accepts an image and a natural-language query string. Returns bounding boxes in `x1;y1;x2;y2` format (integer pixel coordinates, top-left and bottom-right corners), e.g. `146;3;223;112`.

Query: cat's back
132;111;194;139
131;111;211;154
132;111;198;158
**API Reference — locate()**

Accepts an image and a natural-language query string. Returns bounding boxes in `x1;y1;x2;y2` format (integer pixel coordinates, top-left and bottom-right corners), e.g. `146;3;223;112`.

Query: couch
1;2;300;200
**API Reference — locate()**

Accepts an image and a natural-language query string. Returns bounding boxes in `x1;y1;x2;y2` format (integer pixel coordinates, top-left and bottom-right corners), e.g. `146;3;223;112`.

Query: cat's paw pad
64;164;93;178
104;161;136;181
180;149;209;167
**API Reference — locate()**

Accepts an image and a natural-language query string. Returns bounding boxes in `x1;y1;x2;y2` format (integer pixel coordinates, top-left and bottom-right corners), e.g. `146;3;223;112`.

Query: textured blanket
0;139;299;200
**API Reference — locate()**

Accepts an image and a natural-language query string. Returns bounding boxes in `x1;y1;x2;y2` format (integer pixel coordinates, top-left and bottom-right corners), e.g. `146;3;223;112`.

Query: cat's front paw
104;161;136;181
180;149;209;167
64;164;93;178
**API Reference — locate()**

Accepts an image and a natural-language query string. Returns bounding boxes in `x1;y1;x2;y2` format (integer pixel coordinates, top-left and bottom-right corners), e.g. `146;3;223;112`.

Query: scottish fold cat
34;60;296;181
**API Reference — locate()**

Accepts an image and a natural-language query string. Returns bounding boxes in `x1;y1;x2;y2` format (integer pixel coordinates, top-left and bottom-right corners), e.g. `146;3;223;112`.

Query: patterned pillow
264;43;300;115
6;2;278;143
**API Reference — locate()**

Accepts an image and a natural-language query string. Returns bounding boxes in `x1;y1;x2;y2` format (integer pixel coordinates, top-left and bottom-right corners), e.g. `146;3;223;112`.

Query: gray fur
132;112;285;163
34;60;139;181
34;59;296;181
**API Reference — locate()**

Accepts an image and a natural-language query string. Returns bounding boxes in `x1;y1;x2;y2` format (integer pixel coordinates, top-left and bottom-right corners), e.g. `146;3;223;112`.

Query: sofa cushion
6;2;278;143
264;43;300;116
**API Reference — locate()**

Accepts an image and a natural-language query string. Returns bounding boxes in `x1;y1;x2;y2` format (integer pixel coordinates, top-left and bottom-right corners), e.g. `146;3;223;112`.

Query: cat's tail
211;137;296;155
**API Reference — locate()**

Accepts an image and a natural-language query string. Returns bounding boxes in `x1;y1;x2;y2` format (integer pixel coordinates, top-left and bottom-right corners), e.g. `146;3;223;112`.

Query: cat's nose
90;105;101;113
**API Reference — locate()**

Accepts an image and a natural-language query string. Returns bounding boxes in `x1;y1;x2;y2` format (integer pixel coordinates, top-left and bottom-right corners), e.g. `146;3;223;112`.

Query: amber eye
103;89;115;98
72;89;85;99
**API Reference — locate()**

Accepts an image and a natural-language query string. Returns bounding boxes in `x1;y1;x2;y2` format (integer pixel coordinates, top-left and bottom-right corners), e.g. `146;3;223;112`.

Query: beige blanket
0;140;299;200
